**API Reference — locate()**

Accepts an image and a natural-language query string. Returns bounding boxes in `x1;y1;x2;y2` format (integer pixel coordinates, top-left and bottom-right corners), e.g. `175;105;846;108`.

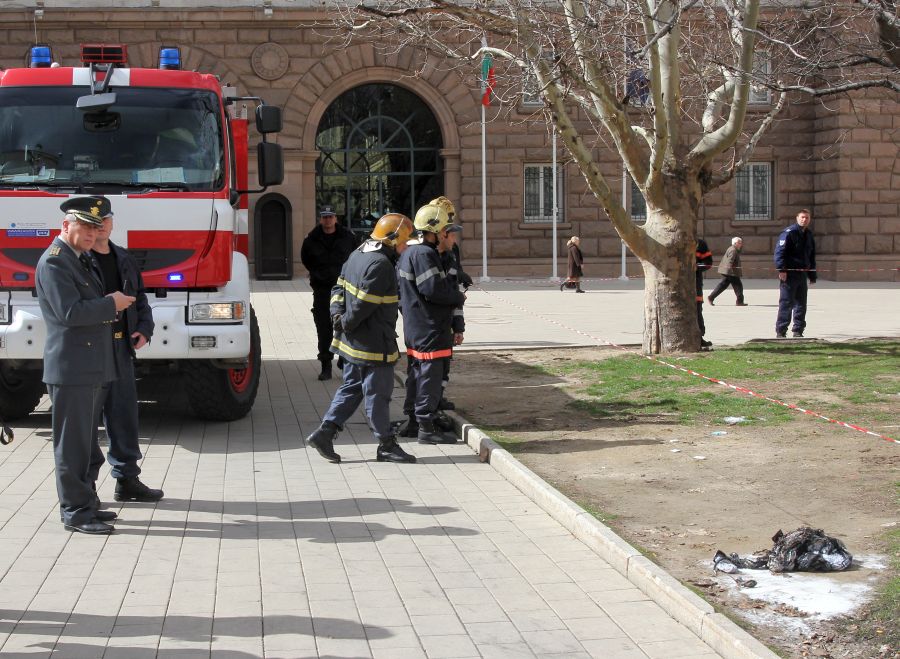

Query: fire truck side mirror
257;142;284;187
256;105;282;134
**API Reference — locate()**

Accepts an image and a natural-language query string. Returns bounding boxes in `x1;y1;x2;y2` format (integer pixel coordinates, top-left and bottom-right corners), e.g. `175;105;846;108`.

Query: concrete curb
451;415;778;659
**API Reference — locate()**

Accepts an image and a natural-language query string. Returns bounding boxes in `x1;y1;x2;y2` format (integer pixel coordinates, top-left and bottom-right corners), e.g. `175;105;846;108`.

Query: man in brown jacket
707;237;746;306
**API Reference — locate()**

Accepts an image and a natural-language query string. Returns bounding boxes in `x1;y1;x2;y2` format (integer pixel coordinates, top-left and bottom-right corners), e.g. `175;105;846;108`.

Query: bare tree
328;0;898;353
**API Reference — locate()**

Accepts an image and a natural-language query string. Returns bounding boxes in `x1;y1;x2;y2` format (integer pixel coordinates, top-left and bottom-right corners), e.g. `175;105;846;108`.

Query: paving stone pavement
5;276;895;658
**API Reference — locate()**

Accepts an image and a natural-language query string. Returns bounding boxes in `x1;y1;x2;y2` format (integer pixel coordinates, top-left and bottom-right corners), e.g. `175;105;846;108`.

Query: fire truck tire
0;366;45;420
183;308;262;422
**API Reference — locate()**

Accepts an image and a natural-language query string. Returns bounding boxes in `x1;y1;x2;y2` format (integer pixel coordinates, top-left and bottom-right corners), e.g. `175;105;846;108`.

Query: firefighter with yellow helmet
306;213;418;464
397;200;467;444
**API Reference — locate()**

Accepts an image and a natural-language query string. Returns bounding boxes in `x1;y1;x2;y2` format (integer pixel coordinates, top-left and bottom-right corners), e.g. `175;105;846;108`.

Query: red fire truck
0;44;283;421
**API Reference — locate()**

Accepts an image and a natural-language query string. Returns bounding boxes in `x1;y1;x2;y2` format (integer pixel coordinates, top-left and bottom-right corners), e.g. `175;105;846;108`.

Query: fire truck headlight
190;302;245;322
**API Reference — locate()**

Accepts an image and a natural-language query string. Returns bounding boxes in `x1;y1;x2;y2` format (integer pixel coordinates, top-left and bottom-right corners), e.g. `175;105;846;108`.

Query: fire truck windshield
0;86;224;192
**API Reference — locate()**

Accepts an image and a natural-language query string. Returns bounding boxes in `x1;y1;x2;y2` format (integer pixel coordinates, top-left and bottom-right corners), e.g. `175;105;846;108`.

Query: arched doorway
316;83;443;239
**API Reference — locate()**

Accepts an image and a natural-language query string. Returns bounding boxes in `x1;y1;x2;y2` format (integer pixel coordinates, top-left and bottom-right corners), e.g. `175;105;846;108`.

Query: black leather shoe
417;421;458;445
114;478;164;502
376;437;417;463
776;331;787;338
64;520;114;535
437;398;455;411
399;415;419;438
792;331;804;338
307;421;341;463
60;509;117;523
700;339;713;349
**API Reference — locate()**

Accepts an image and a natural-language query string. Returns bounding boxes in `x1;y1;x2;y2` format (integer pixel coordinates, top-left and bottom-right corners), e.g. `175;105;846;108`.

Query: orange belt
406;347;452;360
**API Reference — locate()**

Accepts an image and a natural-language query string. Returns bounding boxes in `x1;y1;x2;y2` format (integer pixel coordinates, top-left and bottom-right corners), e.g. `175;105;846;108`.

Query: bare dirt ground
450;346;899;659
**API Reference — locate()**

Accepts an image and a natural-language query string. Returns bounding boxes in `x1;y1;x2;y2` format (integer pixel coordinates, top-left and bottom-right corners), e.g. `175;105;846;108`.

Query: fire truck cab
0;44;283;421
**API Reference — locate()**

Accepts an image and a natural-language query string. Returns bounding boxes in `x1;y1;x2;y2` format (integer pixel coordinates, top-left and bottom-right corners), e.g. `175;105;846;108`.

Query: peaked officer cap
60;196;111;226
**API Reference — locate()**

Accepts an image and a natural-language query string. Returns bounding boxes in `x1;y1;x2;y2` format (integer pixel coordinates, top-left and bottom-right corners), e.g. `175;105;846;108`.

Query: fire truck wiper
83;181;191;192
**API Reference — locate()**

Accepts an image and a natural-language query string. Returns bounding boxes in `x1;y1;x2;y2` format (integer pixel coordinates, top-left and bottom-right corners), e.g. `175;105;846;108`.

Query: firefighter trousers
403;356;446;423
323;361;395;440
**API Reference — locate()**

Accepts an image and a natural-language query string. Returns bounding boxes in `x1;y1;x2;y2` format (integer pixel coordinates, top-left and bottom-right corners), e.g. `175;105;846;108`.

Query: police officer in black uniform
90;208;163;502
305;214;416;464
35;196;135;534
300;206;358;381
696;238;713;349
774;209;817;338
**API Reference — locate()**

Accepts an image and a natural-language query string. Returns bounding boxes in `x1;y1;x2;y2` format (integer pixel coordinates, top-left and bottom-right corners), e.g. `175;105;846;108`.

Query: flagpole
620;36;630;281
481;94;489;282
551;129;558;281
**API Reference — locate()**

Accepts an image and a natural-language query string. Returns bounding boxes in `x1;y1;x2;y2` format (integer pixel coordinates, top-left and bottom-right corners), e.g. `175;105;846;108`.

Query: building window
522;72;542;106
735;162;773;220
524;164;564;223
749;53;771;105
630;178;647;221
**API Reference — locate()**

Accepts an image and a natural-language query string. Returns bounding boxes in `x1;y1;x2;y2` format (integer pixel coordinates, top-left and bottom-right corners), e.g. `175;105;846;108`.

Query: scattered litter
669;439;679;443
671;448;681;453
881;521;897;528
710;430;727;436
713;527;853;574
693;455;706;460
734;577;757;588
723;416;748;425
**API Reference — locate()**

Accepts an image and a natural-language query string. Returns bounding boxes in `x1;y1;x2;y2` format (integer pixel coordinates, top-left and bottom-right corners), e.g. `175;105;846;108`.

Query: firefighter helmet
413;202;451;233
371;213;414;248
430;196;456;220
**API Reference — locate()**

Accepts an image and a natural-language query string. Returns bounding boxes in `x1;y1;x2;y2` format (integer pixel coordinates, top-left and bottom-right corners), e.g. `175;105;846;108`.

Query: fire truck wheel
183;308;262;421
0;366;45;420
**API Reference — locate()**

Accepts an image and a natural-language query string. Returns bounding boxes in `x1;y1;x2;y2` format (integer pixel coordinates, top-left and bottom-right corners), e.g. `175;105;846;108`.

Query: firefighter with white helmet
397;201;467;444
305;213;417;464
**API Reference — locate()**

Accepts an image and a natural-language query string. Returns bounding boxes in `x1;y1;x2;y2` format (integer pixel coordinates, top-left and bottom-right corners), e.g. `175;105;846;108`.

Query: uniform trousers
311;287;335;364
99;337;143;480
323;361;394;440
48;382;106;525
776;272;809;334
403;356;446;423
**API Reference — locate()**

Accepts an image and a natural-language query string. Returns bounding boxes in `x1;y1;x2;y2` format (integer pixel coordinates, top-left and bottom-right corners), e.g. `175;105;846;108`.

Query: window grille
524;164;564;223
735;162;773;220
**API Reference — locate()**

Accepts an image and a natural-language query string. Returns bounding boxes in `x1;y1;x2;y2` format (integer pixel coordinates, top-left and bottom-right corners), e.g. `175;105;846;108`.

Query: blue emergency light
167;273;184;282
159;47;182;70
29;45;53;68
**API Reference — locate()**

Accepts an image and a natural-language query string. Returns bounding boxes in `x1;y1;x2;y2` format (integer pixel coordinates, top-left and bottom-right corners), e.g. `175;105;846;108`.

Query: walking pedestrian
305;214;417;464
708;237;746;306
36;196;135;534
300;206;358;381
90;209;163;502
561;236;585;292
774;209;816;338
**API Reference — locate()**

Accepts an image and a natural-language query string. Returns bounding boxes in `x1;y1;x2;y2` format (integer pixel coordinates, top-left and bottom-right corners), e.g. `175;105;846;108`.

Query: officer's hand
453;332;464;346
778;272;787;282
108;291;136;311
131;332;148;350
332;314;344;333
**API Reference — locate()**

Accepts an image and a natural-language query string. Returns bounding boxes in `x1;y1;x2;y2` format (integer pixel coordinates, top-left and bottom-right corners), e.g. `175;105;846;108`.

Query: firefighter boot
400;414;419;438
317;360;332;381
307;421;341;463
417;419;458;445
376;436;417;463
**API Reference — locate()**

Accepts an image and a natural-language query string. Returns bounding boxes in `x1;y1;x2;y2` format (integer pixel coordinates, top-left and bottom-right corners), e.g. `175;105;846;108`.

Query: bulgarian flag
481;36;495;107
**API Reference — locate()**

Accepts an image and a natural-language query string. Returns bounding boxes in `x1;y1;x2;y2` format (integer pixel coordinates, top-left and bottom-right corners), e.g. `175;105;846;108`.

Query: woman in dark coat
561;236;585;293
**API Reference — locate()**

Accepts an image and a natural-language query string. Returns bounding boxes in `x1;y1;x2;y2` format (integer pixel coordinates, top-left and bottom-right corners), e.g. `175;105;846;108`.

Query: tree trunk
639;206;700;354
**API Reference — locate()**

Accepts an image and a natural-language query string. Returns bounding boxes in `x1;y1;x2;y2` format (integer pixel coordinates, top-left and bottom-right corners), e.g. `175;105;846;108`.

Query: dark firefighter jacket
328;240;402;365
397;240;466;359
695;238;713;300
774;223;817;283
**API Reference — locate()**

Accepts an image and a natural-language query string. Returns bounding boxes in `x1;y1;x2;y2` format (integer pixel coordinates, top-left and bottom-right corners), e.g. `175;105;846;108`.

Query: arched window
316;84;443;237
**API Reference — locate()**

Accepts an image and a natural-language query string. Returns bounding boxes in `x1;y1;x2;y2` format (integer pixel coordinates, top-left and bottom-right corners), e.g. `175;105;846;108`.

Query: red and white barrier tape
473;286;899;445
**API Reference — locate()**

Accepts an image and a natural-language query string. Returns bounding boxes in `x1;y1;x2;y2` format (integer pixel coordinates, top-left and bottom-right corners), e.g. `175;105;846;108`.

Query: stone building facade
1;2;896;281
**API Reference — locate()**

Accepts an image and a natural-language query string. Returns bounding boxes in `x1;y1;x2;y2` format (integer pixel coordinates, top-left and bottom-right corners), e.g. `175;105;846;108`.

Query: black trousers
311;287;335;364
709;275;744;304
99;338;143;480
48;382;106;525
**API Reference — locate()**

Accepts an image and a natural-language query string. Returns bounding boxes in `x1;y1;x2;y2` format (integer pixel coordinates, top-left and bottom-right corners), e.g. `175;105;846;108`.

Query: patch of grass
855;484;900;648
549;340;898;426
